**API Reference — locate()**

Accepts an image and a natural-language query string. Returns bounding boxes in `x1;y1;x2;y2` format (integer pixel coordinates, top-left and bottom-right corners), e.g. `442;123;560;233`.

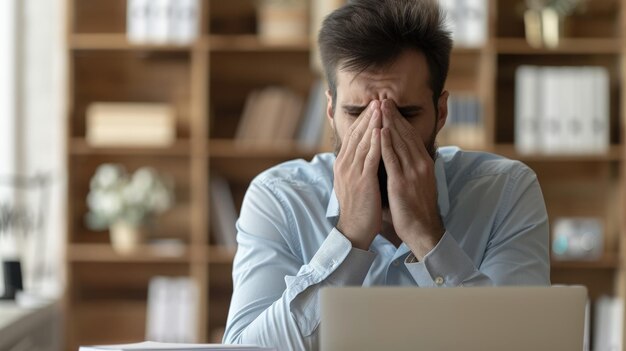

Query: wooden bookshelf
205;35;310;52
70;34;194;51
64;0;626;348
67;244;191;263
496;38;622;55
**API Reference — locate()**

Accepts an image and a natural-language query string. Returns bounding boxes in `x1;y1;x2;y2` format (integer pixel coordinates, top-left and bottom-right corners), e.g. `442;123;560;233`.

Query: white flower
91;164;125;189
85;163;174;231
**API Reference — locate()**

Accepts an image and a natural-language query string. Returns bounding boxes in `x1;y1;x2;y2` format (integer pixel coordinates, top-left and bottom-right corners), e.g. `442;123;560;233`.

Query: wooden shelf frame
496;38;622;55
64;0;626;347
69;138;192;156
67;243;192;263
69;33;195;51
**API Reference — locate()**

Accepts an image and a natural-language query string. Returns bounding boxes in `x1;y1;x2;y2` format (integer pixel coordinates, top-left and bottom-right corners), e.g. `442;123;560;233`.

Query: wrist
336;223;373;251
404;222;445;261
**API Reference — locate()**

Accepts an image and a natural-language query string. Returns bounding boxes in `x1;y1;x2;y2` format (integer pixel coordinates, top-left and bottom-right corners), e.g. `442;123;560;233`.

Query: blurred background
1;0;625;350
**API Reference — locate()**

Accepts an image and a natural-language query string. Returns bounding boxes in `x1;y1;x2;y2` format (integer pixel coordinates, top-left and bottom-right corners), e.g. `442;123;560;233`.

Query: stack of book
594;296;623;350
440;0;487;48
127;0;199;45
86;102;176;148
146;276;198;343
439;94;485;150
235;86;304;146
515;66;610;155
235;81;330;151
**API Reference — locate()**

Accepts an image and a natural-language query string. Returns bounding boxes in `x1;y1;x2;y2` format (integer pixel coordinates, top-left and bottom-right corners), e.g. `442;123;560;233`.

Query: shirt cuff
286;227;376;336
404;231;479;287
309;227;376;284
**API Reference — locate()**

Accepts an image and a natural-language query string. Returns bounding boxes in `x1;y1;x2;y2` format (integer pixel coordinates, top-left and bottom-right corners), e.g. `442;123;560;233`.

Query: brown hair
318;0;453;113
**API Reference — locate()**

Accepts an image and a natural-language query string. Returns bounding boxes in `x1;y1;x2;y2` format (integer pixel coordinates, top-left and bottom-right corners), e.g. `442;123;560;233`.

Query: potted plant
85;164;174;254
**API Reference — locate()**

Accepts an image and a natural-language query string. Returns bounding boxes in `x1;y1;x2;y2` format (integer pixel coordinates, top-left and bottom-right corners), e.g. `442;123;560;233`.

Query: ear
436;90;449;134
325;89;335;129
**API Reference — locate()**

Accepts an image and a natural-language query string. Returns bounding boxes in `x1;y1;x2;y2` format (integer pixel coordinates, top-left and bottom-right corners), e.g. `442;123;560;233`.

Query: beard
333;127;439;209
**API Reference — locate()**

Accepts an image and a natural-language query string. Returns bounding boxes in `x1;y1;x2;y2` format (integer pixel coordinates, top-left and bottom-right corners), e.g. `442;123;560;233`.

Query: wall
0;0;66;299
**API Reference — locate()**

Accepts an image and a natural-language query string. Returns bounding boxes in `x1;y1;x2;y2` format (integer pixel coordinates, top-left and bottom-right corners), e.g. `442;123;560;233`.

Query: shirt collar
326;156;450;219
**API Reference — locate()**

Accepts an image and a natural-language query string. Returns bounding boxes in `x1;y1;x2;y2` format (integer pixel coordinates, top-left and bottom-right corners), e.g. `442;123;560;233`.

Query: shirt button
435;276;444;286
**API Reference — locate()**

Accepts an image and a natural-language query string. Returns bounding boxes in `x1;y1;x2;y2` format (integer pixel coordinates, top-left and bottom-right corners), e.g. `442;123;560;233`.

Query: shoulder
250;152;335;198
438;146;536;182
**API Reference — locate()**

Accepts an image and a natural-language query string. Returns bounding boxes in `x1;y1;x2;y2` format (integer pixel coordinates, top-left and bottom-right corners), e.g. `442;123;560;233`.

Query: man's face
326;50;448;207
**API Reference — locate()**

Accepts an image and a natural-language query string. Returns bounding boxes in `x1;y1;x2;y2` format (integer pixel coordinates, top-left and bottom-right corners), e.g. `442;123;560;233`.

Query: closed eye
342;106;366;118
398;107;423;119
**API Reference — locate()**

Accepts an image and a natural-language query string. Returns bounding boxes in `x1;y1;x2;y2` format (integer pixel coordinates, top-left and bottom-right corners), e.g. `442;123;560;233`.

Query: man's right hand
334;100;383;250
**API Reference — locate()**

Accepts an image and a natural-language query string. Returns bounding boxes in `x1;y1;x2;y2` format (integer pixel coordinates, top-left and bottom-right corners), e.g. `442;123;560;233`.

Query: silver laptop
321;286;587;351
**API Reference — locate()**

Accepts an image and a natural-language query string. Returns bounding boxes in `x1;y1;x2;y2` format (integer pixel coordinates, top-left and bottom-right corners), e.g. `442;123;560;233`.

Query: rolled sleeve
288;228;376;336
404;232;482;287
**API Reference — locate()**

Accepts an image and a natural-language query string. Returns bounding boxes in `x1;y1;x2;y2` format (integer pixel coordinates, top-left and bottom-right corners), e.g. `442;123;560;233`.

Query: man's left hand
380;99;445;261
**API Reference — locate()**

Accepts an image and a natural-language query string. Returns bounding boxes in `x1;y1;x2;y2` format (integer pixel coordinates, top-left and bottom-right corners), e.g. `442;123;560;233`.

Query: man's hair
318;0;453;113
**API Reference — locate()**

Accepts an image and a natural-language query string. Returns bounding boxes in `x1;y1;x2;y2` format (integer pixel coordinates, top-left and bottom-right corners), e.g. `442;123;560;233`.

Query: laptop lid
320;286;587;351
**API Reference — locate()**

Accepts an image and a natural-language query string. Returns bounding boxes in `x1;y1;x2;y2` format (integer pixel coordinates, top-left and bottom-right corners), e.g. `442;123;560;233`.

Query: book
592;67;610;154
146;277;198;343
234;87;304;146
593;296;623;351
171;0;199;45
210;174;238;248
461;0;487;47
86;102;175;147
149;0;174;44
515;66;540;154
440;93;484;150
439;0;487;48
296;80;327;149
514;66;610;155
127;0;199;45
127;0;150;44
273;89;304;142
79;341;275;351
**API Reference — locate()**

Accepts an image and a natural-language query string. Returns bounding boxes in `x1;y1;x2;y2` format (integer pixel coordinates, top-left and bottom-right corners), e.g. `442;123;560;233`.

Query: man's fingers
353;109;381;170
381;127;402;177
388;122;415;171
363;128;381;174
382;100;422;163
391;110;429;161
341;100;379;162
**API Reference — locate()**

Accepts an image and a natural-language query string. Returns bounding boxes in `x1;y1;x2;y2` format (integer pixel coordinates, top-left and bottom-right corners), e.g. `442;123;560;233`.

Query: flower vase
110;222;144;254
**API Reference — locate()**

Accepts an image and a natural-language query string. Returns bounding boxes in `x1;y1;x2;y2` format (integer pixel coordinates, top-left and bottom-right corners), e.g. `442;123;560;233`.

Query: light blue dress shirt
223;147;550;351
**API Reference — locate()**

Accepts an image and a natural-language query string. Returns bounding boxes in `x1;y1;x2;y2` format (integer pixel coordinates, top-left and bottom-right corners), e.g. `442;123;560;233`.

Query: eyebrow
341;104;424;115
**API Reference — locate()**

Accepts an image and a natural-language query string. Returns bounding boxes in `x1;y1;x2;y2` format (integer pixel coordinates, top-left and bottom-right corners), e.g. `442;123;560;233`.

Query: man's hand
380;99;445;260
335;100;383;250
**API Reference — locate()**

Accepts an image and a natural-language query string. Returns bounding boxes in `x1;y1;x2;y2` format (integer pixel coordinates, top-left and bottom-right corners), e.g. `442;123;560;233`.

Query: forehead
336;50;431;104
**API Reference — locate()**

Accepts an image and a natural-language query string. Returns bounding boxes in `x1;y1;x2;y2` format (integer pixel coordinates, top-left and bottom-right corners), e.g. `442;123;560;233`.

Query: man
223;0;550;349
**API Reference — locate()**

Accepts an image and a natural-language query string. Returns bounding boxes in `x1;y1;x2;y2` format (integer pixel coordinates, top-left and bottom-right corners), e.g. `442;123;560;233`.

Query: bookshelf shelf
69;34;194;51
451;47;485;55
496;38;622;55
551;255;620;270
70;138;192;156
67;243;191;263
205;35;310;52
205;246;237;264
208;139;319;159
493;144;623;162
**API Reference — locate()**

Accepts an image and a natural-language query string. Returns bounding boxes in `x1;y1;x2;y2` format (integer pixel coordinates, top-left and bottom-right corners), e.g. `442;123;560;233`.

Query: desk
0;301;61;351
